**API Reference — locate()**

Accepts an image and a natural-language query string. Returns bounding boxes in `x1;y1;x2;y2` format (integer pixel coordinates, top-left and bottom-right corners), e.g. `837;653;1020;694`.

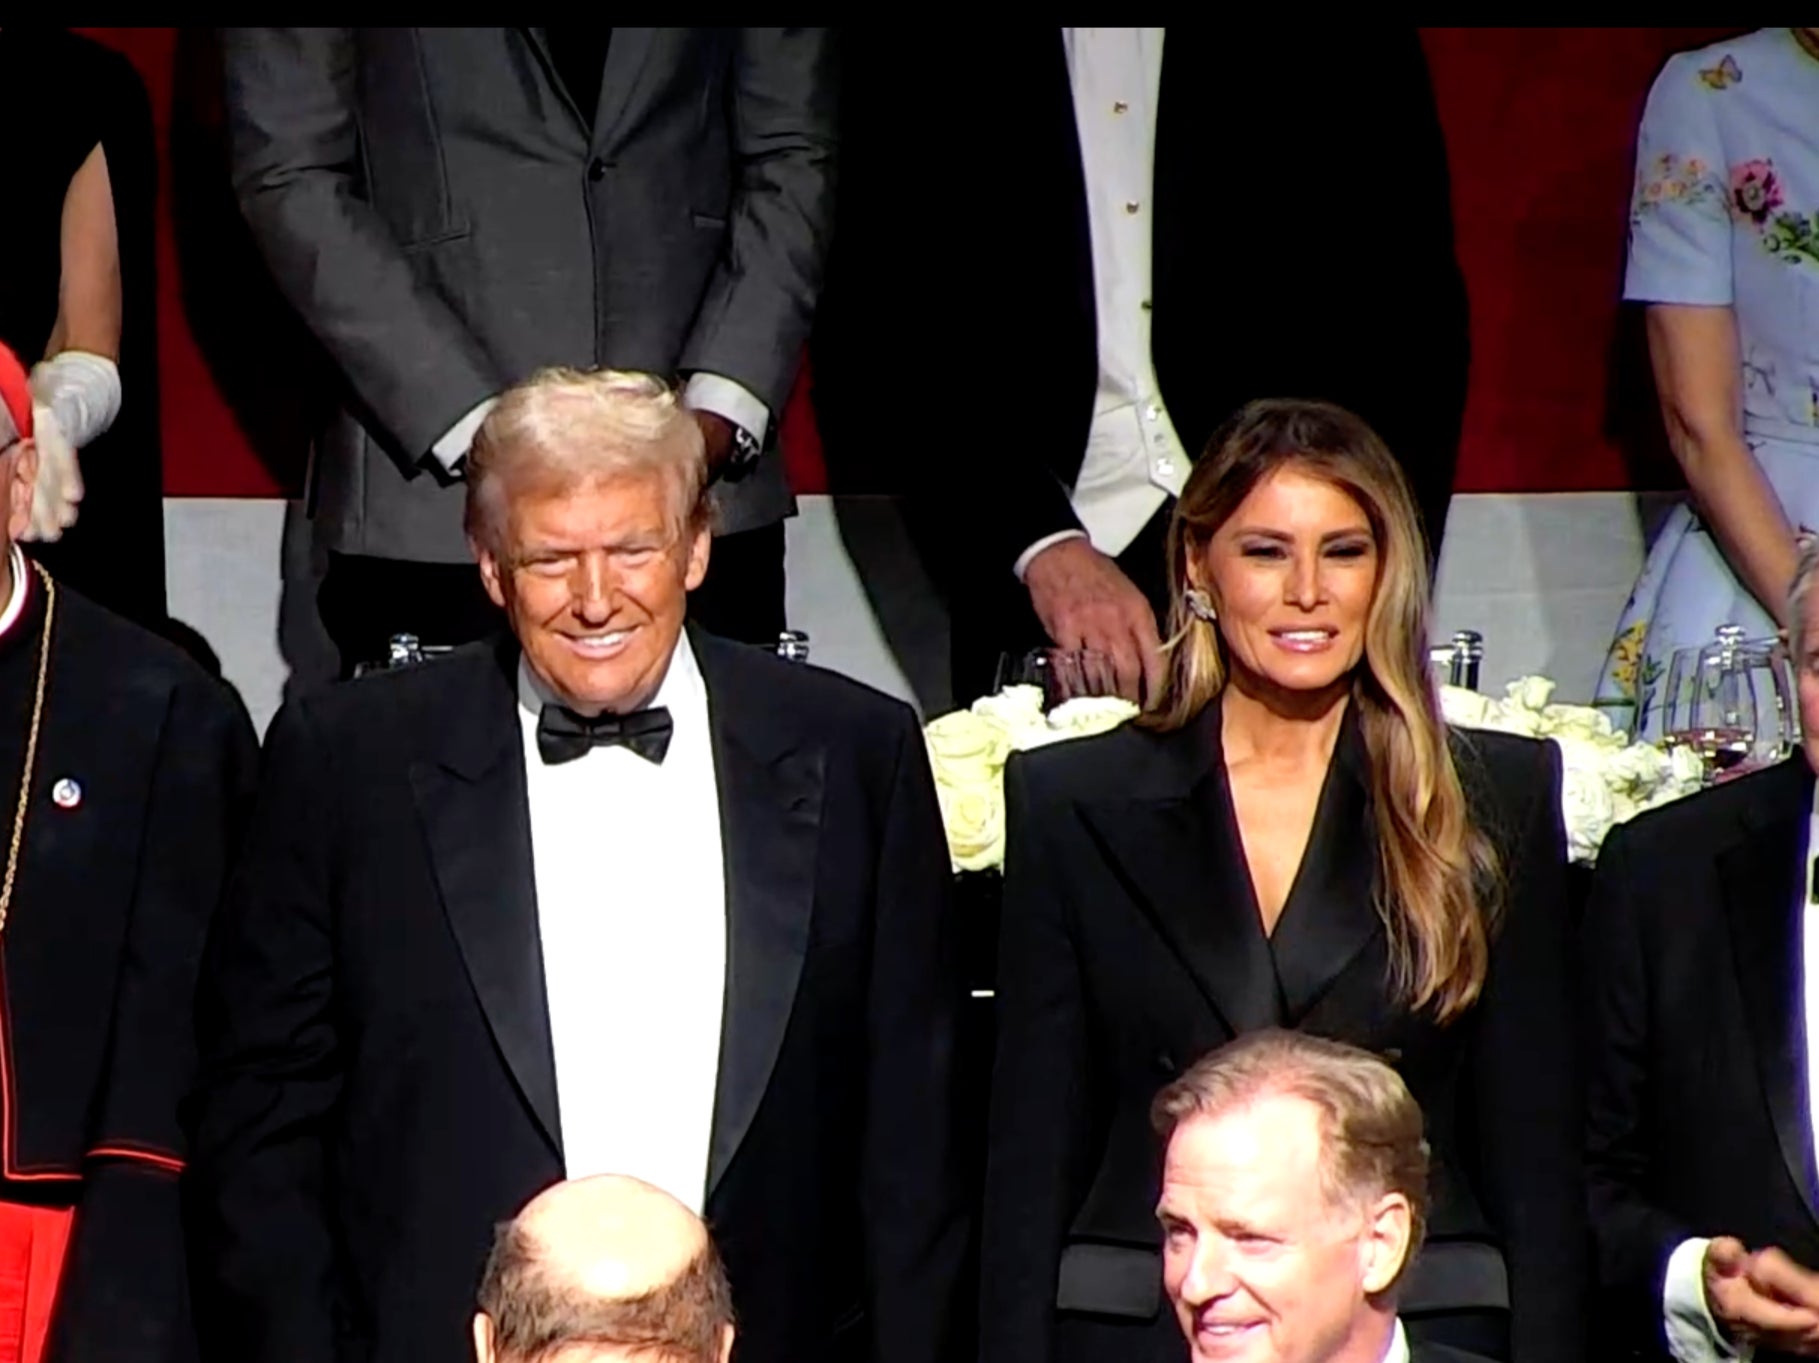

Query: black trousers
949;501;1173;707
318;522;789;679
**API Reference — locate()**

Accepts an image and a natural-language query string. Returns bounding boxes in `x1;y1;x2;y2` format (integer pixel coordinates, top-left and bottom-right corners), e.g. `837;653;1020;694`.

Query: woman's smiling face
1195;466;1380;700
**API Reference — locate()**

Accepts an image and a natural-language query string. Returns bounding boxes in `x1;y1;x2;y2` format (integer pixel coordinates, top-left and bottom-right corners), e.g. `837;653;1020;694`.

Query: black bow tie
536;704;674;766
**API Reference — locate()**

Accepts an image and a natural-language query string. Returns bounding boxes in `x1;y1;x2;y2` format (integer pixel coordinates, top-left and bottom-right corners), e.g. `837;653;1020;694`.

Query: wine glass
1727;635;1796;769
1660;631;1779;781
994;648;1120;710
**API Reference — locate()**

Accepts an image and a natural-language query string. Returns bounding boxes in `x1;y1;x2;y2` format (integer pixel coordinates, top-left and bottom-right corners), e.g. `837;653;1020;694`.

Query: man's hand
693;409;737;480
1706;1235;1819;1354
1022;537;1163;704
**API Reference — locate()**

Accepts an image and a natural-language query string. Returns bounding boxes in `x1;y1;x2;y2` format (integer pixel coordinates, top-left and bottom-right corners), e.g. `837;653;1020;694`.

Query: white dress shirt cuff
1665;1237;1753;1363
430;396;500;473
1014;529;1091;582
683;372;770;447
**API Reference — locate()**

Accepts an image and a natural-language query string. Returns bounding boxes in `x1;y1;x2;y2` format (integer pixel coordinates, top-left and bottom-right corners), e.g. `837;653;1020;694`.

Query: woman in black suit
979;399;1584;1363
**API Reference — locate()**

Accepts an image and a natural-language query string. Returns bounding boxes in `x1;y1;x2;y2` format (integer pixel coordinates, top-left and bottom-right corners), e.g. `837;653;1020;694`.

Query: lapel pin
50;778;81;810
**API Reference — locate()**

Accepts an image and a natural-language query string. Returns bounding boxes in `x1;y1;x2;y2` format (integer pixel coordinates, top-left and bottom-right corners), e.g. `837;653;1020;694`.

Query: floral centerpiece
922;686;1137;872
1440;677;1704;864
923;676;1707;874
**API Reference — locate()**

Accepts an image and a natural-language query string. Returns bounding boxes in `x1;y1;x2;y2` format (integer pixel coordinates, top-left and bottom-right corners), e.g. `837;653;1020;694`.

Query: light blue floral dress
1593;28;1819;740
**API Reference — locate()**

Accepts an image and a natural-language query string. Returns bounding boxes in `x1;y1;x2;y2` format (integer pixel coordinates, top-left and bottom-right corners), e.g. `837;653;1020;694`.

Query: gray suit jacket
223;27;835;561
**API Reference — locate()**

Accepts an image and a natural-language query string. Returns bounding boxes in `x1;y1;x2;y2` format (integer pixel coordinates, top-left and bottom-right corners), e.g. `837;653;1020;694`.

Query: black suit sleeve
1467;739;1589;1363
1583;825;1691;1353
186;701;345;1363
220;27;502;466
978;753;1092;1363
864;708;969;1363
49;676;258;1363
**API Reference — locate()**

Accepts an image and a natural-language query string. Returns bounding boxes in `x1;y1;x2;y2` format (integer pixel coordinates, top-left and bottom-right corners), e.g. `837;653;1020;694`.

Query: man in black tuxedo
1154;1031;1495;1363
1586;538;1819;1361
814;26;1467;703
186;367;967;1363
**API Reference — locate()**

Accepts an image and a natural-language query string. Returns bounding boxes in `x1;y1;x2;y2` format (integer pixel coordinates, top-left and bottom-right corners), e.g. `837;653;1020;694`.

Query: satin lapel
590;27;658;156
409;641;563;1159
1270;713;1381;1023
696;635;823;1197
1722;762;1819;1226
1078;709;1282;1033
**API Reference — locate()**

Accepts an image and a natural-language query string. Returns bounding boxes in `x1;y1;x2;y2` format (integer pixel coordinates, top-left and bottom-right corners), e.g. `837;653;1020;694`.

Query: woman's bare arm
45;142;122;362
1647;302;1798;625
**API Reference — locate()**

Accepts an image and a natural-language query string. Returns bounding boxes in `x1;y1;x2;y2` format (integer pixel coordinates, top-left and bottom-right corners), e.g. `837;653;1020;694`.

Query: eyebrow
1229;527;1374;544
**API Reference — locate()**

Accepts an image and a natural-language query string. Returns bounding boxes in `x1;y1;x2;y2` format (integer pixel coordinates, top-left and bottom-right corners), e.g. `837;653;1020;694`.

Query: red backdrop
81;26;1744;501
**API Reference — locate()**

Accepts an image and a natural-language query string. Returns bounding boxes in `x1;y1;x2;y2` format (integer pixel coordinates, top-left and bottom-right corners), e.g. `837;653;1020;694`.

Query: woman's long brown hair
1146;399;1500;1021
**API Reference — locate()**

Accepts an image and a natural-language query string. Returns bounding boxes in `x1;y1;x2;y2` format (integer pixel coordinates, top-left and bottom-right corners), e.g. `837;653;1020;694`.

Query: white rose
1538;702;1622;749
935;780;1006;873
972;685;1047;738
1045;695;1140;738
1506;675;1557;713
924;709;1013;791
1554;745;1618;865
1665;742;1705;791
1438;685;1493;728
1461;697;1544;738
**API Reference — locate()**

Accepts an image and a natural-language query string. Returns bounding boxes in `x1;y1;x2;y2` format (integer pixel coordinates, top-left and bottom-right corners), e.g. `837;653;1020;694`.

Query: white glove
28;351;120;452
21;403;83;543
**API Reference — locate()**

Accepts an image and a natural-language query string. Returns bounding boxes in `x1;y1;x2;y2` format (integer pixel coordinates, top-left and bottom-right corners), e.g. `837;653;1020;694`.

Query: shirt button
1124;200;1141;215
1157;457;1176;478
587;158;607;182
1112;100;1130;114
1140;298;1153;311
1146;404;1160;422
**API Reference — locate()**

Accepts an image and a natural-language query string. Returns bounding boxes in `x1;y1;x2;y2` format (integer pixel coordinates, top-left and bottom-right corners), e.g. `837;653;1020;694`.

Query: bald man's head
474;1176;735;1363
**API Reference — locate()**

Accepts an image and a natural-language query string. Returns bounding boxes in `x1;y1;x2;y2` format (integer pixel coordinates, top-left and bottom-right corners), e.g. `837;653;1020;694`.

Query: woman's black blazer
979;700;1586;1363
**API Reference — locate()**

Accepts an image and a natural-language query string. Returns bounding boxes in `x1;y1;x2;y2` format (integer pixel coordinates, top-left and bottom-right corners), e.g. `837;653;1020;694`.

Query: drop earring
1184;588;1216;623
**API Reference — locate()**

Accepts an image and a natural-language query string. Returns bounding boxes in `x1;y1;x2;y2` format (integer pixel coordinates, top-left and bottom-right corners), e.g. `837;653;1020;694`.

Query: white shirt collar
516;629;701;725
0;546;30;641
1380;1320;1410;1363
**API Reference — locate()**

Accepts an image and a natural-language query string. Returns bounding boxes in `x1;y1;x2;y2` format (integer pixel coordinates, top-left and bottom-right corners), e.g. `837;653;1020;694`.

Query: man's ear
4;439;38;545
1358;1192;1413;1297
473;537;508;611
684;519;712;593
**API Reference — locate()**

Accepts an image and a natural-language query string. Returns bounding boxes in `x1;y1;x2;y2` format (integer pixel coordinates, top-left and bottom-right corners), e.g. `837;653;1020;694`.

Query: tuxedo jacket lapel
1722;759;1819;1227
410;641;563;1159
516;26;658;154
1079;707;1282;1033
590;28;657;155
695;634;823;1197
1270;712;1381;1023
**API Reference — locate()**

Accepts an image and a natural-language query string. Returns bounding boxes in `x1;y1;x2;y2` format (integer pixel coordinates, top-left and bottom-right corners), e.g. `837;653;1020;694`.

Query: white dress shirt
1018;28;1187;578
1383;1319;1410;1363
517;634;726;1211
1660;786;1819;1362
0;546;27;639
